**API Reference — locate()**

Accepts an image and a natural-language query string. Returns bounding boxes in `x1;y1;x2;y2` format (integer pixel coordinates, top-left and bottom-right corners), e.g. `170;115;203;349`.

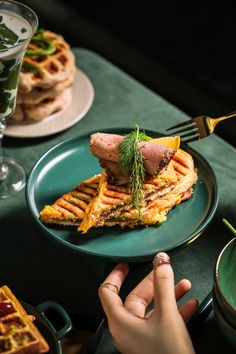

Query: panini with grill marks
105;151;197;228
39;175;100;226
79;149;197;232
39;148;197;232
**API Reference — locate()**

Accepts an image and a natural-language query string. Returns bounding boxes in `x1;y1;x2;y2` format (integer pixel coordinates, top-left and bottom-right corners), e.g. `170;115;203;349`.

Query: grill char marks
106;150;197;228
79;149;197;232
39;175;100;226
39;149;197;232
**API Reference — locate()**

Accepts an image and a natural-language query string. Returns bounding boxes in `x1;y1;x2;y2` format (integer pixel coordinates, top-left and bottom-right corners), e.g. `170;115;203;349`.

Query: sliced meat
90;133;123;162
139;141;176;176
90;133;176;181
99;159;130;185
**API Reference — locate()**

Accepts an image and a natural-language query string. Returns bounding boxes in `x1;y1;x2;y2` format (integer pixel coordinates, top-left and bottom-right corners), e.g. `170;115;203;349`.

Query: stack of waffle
13;30;76;122
39;149;197;233
0;285;49;353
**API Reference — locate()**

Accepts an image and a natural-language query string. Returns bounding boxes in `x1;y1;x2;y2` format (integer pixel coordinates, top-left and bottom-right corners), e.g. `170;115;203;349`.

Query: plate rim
26;127;219;261
5;69;94;138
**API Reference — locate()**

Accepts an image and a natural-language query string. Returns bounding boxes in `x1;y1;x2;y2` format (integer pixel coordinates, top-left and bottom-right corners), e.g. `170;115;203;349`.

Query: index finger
99;263;129;318
153;252;177;314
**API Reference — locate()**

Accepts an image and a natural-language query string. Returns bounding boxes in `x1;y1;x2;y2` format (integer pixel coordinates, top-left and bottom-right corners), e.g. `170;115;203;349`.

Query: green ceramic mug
23;301;72;354
213;293;236;349
214;237;236;329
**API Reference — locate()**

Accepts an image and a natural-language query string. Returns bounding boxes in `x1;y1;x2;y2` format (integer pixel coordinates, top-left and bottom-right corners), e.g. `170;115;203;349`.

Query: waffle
12;106;24;123
17;69;75;105
0;286;49;353
40;175;101;226
13;88;71;122
19;31;76;94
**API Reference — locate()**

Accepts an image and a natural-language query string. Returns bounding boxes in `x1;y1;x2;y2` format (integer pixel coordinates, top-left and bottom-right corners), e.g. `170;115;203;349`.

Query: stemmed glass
0;0;38;199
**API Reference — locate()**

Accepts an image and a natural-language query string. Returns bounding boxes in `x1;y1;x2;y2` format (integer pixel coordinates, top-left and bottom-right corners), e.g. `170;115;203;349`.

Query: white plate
5;69;94;138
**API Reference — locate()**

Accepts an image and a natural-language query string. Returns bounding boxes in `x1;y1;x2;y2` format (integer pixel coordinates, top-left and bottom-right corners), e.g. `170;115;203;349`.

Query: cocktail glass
0;0;38;199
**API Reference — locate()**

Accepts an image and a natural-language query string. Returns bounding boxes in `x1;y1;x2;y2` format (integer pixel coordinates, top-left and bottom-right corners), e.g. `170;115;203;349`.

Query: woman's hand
99;252;198;354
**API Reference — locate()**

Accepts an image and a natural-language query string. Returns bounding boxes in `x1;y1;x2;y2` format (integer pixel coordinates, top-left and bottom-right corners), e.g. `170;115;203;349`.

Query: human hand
99;252;198;354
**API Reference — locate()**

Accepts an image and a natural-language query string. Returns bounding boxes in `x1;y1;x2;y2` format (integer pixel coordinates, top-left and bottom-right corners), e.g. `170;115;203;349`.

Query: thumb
153;252;177;315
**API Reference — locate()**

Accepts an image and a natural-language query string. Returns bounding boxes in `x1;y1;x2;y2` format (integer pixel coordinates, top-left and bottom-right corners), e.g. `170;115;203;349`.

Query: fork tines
166;120;196;131
166;120;200;143
181;134;200;143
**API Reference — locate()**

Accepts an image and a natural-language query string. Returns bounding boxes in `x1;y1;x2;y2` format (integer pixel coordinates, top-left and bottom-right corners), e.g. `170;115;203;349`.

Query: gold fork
166;112;236;143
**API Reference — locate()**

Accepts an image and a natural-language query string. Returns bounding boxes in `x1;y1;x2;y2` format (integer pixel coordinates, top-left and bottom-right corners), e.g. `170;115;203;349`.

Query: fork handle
207;113;236;133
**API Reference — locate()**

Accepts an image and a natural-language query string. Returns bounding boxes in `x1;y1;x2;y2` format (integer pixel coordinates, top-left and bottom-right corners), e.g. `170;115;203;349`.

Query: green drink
0;10;32;120
0;1;38;199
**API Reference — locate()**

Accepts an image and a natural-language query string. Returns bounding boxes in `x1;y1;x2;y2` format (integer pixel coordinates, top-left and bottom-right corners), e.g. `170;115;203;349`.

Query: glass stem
0;119;9;181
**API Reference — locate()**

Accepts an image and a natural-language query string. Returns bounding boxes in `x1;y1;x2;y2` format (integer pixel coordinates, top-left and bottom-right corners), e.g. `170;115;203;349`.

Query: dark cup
22;301;72;354
214;237;236;329
213;292;236;349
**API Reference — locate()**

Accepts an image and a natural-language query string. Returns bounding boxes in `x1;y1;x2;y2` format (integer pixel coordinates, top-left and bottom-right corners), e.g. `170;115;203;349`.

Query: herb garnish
223;218;236;236
37;28;45;34
119;125;151;211
26;29;56;56
22;63;43;76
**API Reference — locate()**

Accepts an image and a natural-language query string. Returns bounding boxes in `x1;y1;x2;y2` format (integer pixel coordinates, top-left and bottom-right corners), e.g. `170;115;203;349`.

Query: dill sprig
119;125;151;211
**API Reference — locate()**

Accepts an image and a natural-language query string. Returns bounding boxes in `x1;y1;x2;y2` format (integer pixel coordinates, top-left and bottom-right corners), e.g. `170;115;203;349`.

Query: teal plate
26;128;219;262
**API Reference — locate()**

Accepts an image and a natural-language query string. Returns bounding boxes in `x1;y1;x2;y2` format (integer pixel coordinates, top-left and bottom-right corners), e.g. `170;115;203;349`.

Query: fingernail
153;252;171;269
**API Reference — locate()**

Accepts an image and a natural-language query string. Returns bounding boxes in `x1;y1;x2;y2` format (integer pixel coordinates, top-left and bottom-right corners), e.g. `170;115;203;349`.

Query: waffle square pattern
0;286;49;353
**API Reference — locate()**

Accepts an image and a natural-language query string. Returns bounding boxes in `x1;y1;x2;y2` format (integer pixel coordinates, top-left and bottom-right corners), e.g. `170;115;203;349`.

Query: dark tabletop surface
1;48;236;353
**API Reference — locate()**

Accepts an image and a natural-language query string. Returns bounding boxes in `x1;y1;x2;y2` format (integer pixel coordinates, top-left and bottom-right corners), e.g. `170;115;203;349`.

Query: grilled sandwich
40;148;196;232
79;149;197;232
39;130;197;233
40;175;100;226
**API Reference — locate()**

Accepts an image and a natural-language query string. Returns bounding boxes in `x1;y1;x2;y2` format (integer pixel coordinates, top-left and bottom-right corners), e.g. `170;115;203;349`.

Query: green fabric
1;49;236;353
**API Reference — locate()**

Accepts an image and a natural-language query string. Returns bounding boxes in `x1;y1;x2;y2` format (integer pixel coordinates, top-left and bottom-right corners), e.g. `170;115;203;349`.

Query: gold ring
99;282;119;294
